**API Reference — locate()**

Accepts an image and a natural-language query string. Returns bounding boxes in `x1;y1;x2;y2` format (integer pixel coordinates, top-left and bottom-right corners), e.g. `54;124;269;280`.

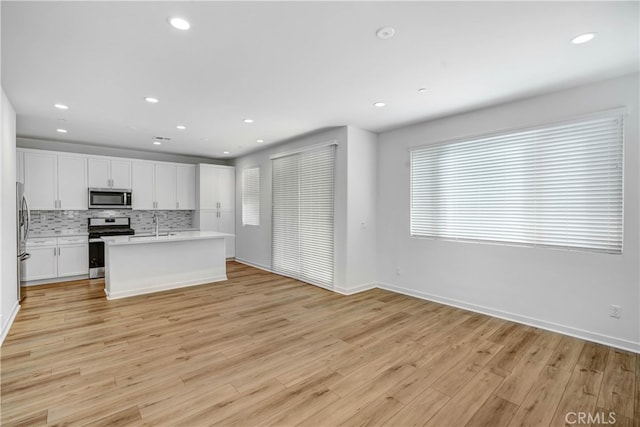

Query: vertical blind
410;112;624;254
242;167;260;226
272;144;336;287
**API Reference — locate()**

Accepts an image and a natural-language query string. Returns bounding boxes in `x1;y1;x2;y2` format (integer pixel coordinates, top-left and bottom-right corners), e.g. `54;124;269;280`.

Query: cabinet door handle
176;201;179;209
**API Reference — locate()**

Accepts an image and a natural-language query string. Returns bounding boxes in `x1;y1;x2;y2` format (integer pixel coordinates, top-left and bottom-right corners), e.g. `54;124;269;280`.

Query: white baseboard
25;274;89;286
334;282;377;295
377;282;640;354
105;275;228;300
230;262;639;353
234;258;273;273
0;301;21;346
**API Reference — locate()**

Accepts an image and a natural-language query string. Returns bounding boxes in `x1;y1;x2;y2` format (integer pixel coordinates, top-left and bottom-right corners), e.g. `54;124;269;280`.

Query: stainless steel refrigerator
16;182;30;301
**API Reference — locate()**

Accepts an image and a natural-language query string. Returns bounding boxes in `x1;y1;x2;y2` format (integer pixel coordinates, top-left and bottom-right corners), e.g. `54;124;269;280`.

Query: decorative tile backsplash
29;210;195;234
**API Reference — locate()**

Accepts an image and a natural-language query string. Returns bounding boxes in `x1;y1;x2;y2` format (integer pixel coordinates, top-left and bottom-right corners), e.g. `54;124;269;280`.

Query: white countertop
102;230;233;246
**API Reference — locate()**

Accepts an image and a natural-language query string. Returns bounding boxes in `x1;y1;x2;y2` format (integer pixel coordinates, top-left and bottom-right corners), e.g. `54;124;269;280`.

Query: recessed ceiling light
256;139;264;143
144;97;159;103
373;102;386;107
243;118;254;124
571;32;596;44
376;26;396;40
54;103;68;110
56;128;68;133
418;88;428;93
153;141;162;145
223;151;230;154
176;125;186;130
168;17;190;31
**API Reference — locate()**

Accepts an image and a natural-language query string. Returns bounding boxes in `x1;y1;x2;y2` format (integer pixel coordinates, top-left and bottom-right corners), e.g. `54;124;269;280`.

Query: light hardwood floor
1;262;638;426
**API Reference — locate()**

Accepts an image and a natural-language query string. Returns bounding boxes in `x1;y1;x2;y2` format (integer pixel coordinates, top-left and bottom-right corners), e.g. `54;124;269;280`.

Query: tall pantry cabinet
195;164;235;258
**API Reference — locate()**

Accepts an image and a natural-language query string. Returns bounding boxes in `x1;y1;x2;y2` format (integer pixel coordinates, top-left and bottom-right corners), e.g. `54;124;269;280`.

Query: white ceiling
2;1;638;159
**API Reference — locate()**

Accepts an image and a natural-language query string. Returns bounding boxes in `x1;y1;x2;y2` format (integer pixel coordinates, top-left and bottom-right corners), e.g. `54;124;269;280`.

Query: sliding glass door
272;144;336;288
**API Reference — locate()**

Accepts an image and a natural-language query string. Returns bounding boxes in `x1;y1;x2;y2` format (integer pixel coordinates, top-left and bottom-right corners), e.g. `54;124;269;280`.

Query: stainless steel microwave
88;188;132;209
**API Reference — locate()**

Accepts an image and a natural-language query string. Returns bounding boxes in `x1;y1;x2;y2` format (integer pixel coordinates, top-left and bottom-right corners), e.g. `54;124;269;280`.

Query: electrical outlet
609;304;622;318
396;267;401;276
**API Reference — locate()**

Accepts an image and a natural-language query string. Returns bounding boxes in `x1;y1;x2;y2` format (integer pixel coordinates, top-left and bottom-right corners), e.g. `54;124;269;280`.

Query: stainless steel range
88;217;134;279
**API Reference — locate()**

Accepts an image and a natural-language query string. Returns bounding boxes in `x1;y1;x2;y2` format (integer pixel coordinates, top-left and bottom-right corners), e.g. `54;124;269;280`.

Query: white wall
377;73;640;351
1;88;19;344
344;126;378;292
233;126;379;293
233;127;349;287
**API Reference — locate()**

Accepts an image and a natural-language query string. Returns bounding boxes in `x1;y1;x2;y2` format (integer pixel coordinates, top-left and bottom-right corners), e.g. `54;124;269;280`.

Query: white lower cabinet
25;246;58;281
26;237;88;283
58;238;89;277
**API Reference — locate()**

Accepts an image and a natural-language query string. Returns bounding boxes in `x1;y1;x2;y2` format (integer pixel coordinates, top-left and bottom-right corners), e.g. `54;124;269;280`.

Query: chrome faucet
153;213;159;238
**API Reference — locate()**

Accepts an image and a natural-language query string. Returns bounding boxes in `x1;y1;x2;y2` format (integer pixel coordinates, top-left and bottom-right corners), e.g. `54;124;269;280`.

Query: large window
242;167;260;226
410;112;624;254
272;143;336;288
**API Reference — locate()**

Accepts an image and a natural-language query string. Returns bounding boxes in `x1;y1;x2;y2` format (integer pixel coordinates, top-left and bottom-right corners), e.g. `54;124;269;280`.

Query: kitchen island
102;231;232;299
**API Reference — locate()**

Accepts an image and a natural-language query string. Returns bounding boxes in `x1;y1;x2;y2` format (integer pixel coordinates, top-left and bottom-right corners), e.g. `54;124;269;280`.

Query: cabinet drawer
58;237;88;245
27;237;58;247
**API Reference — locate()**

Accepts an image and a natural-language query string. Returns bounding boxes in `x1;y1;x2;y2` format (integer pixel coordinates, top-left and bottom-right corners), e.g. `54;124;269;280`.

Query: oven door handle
89;238;104;243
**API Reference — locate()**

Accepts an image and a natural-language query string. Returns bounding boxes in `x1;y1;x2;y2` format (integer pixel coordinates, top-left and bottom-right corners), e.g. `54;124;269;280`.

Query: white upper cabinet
198;164;235;210
88;157;131;189
132;161;195;210
24;151;88;210
20;148;197;212
110;159;132;189
154;164;177;210
24;151;57;210
57;155;88;210
88;158;109;188
131;161;155;210
198;165;217;209
176;165;196;210
217;167;235;211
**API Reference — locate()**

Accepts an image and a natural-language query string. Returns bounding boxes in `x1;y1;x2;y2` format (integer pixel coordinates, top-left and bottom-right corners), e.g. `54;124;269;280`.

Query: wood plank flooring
1;262;638;426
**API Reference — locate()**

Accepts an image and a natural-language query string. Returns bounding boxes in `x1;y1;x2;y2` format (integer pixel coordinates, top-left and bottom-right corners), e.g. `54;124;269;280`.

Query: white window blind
242;167;260;226
272;144;336;287
410;113;624;254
